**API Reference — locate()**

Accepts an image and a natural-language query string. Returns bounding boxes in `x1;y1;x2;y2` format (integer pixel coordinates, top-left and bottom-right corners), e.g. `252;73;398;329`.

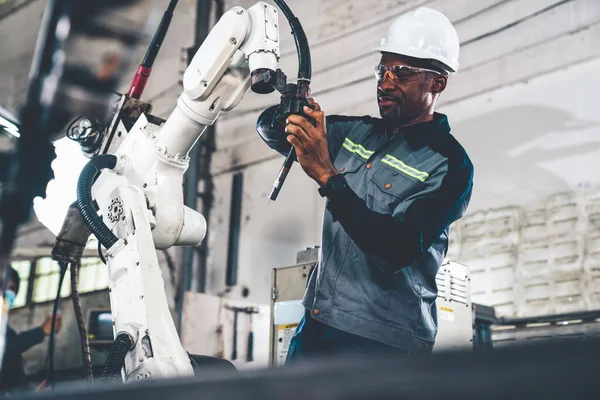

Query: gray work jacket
256;108;474;353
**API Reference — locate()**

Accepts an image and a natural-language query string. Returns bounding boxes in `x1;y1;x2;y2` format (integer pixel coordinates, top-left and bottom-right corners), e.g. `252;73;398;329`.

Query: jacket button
339;167;345;172
384;183;391;189
366;163;372;169
313;309;319;315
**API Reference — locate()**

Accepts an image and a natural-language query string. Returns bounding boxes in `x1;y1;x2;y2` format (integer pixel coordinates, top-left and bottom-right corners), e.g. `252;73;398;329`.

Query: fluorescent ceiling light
0;114;20;138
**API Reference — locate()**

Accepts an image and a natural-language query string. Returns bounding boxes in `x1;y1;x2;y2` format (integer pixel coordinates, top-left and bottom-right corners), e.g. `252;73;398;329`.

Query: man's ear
431;74;447;94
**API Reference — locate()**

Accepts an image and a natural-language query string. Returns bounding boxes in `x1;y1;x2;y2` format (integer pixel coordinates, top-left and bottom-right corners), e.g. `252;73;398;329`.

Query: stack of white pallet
584;188;600;309
517;207;550;317
455;186;600;319
548;191;587;314
546;191;586;315
457;211;485;309
514;192;586;317
457;207;520;317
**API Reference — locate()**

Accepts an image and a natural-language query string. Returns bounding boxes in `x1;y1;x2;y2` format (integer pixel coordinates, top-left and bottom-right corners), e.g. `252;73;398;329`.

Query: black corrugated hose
272;0;311;81
101;333;132;383
76;154;119;249
44;261;68;389
71;261;94;386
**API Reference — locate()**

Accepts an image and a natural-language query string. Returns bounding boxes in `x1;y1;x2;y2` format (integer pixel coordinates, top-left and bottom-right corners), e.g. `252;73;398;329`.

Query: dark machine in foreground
8;337;600;399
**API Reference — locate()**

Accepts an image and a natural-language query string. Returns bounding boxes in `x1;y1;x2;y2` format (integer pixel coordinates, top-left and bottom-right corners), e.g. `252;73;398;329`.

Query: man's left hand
42;314;62;336
285;99;338;186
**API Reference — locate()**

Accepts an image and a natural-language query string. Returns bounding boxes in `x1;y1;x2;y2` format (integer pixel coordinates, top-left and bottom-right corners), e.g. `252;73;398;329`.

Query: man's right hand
285;98;339;187
42;314;62;336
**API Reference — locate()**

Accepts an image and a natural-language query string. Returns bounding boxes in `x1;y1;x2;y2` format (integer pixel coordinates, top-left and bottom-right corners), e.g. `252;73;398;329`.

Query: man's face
376;53;446;124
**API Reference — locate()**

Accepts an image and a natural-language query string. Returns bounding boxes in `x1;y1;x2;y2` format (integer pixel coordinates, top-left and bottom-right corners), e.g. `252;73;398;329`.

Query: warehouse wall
205;0;600;317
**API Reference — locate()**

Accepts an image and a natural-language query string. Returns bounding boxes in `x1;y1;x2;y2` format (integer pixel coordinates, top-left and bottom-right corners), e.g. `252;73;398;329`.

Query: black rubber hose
45;261;68;388
98;239;107;265
291;19;311;81
71;262;94;386
76;155;119;249
101;333;132;384
273;0;311;81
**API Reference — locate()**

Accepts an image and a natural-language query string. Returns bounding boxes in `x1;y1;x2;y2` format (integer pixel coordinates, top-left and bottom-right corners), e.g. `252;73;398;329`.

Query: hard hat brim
373;46;458;74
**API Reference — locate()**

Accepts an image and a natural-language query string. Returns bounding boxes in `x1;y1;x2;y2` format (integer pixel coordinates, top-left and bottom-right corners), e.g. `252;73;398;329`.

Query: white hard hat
374;7;460;74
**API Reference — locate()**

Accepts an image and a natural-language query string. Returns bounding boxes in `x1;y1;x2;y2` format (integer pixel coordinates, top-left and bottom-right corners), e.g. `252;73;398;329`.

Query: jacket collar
372;112;450;147
400;112;450;148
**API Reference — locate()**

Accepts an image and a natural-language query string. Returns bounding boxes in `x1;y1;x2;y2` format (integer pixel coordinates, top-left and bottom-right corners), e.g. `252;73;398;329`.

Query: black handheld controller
268;82;314;201
273;88;314;126
249;0;312;202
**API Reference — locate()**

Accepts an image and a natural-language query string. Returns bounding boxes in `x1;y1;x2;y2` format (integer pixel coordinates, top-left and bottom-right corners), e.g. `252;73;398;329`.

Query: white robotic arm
86;2;281;382
158;3;280;158
95;2;280;250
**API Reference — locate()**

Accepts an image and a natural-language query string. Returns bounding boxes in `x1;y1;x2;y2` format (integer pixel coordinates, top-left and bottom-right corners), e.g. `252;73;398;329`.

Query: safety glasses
374;64;441;84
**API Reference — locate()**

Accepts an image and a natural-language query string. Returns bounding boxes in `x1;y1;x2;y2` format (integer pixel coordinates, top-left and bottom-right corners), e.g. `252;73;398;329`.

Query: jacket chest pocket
334;146;367;176
367;162;424;214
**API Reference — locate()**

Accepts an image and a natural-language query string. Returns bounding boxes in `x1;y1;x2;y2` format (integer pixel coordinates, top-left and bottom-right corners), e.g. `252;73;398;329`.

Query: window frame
8;256;109;309
8;259;36;309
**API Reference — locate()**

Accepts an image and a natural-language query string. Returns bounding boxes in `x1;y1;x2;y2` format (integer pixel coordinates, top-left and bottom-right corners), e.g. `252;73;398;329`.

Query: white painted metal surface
433;260;473;352
106;185;194;380
244;2;280;73
92;114;207;250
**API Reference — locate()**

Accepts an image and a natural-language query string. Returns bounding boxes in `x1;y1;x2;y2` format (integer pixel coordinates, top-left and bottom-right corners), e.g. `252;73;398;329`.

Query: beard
379;102;410;127
379;103;402;119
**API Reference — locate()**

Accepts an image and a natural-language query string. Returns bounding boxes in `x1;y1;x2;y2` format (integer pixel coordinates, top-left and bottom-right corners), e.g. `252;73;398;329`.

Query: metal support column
177;0;216;321
193;0;223;293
